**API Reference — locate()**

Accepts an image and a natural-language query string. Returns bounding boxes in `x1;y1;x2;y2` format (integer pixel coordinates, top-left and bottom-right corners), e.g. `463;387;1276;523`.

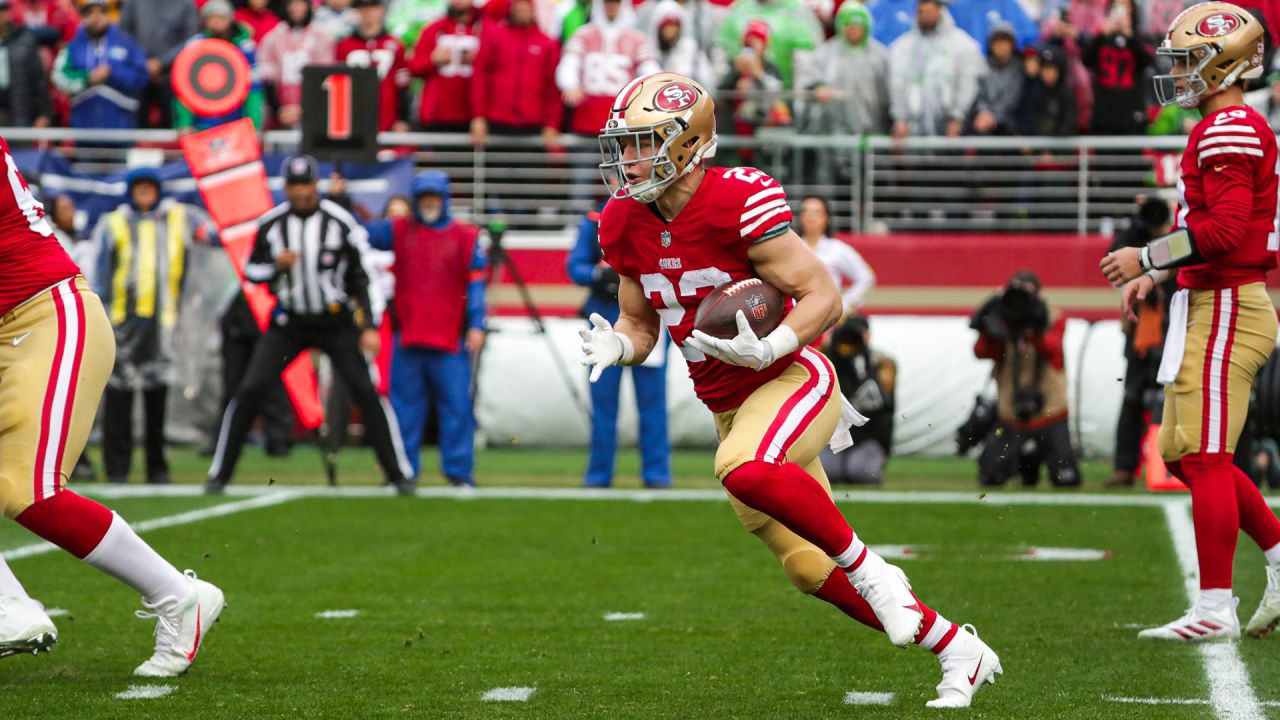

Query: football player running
0;135;224;675
581;72;1002;708
1102;2;1280;641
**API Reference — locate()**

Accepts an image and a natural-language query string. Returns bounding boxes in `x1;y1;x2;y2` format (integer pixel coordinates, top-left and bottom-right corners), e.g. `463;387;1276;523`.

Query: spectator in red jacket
409;0;480;132
469;0;561;147
337;0;409;131
235;0;283;42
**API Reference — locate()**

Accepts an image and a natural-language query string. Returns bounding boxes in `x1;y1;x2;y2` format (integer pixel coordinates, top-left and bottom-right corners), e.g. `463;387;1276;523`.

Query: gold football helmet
1154;1;1264;107
598;72;717;203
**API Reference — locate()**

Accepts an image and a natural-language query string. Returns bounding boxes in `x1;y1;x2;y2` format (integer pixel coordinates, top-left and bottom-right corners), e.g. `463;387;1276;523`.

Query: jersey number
322;73;353;140
639;268;731;362
724;168;773;187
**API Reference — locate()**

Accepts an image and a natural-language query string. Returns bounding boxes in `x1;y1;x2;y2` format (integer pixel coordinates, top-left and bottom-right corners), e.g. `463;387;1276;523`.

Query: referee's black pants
208;313;410;486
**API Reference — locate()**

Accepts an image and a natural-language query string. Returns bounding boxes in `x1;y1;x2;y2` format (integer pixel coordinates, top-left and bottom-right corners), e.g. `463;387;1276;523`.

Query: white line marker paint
869;544;914;560
1021;547;1110;562
314;610;360;619
1112;623;1146;630
603;612;645;621
2;492;299;562
843;691;894;706
1162;500;1264;720
44;608;69;618
482;687;536;702
116;685;176;700
1105;696;1280;708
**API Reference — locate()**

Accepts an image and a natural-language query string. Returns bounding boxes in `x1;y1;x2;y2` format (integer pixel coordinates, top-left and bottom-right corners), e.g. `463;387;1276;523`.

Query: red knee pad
15;491;113;559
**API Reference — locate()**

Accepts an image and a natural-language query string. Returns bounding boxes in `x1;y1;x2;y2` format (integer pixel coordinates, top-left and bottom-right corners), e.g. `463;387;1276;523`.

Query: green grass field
2;446;1279;719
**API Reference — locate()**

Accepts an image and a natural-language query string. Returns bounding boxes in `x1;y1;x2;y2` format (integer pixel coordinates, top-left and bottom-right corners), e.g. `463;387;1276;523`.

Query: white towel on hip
1157;288;1190;386
828;395;868;454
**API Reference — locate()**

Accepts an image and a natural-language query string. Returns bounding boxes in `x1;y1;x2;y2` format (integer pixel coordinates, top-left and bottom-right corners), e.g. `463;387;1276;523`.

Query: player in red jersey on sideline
580;72;1003;708
0;136;225;675
1102;1;1280;641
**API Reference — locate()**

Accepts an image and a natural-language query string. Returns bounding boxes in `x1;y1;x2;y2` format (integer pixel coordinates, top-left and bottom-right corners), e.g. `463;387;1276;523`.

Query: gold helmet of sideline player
598;72;717;204
1153;1;1264;107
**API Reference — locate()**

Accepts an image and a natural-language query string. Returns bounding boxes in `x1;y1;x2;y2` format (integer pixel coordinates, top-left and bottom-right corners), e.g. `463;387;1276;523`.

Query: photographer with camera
819;315;896;485
971;270;1080;487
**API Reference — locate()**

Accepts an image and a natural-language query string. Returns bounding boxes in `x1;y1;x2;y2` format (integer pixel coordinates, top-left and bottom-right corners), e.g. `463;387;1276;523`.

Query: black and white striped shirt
245;199;385;327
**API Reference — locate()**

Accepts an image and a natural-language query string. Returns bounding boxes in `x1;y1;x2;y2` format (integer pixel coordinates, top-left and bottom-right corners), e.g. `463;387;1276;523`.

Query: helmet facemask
1153;42;1218;107
598;118;685;203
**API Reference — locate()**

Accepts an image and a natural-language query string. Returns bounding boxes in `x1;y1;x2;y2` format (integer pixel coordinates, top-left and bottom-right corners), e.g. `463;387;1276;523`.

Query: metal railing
3;126;1192;234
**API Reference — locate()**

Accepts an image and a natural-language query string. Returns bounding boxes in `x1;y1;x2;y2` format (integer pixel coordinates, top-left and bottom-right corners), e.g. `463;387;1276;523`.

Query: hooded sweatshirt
471;0;562;130
365;172;487;352
557;0;662;134
647;0;716;87
717;0;821;88
799;2;889;135
258;11;337;122
971;23;1023;133
409;5;481;127
887;6;983;136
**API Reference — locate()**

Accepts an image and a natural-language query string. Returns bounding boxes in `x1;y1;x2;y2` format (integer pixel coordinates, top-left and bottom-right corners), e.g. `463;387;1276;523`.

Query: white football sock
0;557;31;600
1198;588;1233;615
832;533;868;570
1264;542;1280;569
82;513;189;605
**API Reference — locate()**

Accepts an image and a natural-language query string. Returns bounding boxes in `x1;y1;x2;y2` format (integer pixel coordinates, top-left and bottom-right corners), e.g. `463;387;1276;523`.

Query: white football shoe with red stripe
1138;601;1239;643
133;571;225;677
0;595;56;659
847;552;923;647
1245;566;1280;638
926;624;1002;709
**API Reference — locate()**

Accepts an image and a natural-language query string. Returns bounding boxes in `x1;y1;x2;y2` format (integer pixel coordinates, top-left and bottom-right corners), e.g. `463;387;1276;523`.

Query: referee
206;155;414;495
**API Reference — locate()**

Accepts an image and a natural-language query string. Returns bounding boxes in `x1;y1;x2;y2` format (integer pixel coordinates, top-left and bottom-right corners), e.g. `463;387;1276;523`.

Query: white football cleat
847;552;923;647
0;595;57;659
926;624;1002;709
1138;601;1239;643
1245;566;1280;638
133;571;225;677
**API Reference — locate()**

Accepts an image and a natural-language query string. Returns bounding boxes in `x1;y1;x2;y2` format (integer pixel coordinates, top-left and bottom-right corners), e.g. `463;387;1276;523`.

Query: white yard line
481;687;536;702
315;610;360;619
1106;696;1280;708
603;612;645;621
843;691;895;706
116;685;176;700
1161;500;1264;720
2;491;299;562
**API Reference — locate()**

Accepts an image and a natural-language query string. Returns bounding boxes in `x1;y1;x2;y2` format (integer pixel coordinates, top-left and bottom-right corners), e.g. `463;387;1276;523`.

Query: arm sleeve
408;25;439;78
542;41;562;129
1032;315;1067;370
466;237;487;330
735;172;793;246
243;222;279;284
566;215;602;286
108;38;151;95
343;220;386;328
1186;150;1255;259
364;218;394;251
556;31;583;92
51;46;86;95
838;245;876;312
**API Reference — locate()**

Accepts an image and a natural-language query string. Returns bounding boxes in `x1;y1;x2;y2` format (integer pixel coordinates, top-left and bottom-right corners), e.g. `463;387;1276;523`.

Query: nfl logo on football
747;293;768;320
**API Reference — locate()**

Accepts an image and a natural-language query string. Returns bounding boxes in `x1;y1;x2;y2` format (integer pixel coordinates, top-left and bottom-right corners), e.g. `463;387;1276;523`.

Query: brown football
693;278;785;340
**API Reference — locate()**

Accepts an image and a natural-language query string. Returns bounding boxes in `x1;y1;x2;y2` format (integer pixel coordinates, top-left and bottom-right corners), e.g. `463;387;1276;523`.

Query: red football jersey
599;166;798;413
1176;105;1279;289
0;137;79;316
336;32;410;132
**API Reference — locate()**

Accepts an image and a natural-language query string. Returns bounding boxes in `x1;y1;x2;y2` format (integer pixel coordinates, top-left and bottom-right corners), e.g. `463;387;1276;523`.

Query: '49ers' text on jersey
1176;105;1279;289
599;167;798;413
0;137;79;316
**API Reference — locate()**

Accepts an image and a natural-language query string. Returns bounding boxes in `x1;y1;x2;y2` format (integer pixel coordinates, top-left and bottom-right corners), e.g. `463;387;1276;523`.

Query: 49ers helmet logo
653;82;697;112
1196;12;1242;37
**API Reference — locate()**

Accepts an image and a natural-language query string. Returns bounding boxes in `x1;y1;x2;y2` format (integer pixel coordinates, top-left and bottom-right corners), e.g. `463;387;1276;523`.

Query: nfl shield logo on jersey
747;293;769;320
660;230;672;247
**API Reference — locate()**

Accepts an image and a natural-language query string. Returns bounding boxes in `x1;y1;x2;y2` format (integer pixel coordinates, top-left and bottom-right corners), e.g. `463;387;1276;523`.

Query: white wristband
1145;268;1171;283
764;324;799;360
1139;246;1154;272
617;332;635;364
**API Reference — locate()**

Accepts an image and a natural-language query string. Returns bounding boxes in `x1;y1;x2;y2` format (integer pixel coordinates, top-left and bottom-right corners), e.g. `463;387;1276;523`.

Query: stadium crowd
7;0;1280;138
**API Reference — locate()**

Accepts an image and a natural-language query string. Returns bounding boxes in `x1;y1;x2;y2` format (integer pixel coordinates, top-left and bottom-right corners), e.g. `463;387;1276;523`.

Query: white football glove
686;311;797;371
579;312;634;383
